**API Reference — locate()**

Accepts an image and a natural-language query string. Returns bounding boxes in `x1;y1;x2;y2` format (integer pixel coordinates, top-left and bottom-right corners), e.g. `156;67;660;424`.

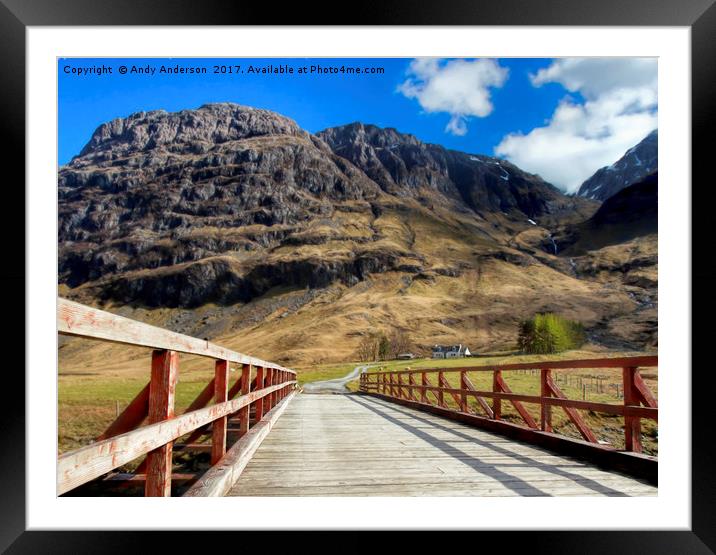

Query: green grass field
58;349;657;456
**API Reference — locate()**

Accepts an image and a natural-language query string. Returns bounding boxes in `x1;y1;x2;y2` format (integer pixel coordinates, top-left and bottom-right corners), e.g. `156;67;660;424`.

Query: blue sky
58;57;657;192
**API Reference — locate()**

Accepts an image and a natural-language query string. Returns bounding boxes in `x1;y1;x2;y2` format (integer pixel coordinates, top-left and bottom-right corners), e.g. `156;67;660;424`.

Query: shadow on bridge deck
226;393;657;497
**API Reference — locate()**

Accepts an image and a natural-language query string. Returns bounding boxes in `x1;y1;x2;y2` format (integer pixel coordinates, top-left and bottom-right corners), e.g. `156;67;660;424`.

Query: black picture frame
4;0;712;551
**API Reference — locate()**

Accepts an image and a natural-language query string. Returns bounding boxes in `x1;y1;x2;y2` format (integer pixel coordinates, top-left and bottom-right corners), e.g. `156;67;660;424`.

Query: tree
389;330;413;358
355;334;378;362
377;334;391;361
518;313;585;354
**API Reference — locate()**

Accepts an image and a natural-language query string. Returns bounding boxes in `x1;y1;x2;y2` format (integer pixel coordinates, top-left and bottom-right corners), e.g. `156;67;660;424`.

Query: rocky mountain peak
318;122;423;151
577;129;657;201
75;102;308;161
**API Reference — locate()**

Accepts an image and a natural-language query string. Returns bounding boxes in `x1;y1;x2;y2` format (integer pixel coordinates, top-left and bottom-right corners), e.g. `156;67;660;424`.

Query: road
302;365;371;394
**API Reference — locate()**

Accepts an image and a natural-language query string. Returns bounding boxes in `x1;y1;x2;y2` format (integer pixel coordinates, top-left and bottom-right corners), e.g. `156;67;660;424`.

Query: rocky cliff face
577;130;657;201
59;104;385;290
58;103;656;360
317;122;586;219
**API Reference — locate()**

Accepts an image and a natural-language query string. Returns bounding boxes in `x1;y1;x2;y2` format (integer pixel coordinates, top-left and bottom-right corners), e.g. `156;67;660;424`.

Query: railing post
264;368;273;413
408;373;416;401
382;373;387;395
211;359;230;465
493;369;501;420
623;366;642;452
397;373;403;399
421;372;427;404
389;373;395;397
460;370;468;412
255;366;265;421
145;349;178;497
541;368;552;432
438;371;445;408
239;364;252;437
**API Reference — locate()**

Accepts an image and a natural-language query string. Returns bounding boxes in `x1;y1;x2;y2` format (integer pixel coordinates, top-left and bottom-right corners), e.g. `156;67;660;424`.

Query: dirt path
302;365;371;394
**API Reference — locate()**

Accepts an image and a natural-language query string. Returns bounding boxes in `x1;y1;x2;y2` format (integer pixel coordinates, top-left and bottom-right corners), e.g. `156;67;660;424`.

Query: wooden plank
546;374;598;444
360;392;657;485
634;370;658;408
145;350;178;497
263;368;273;414
459;371;469;413
402;384;657;420
541;369;552;433
623;367;642;453
494;373;538;429
255;366;265;421
104;472;196;483
184;392;297;497
423;374;439;405
57;380;293;495
408;373;417;402
462;374;493;418
374;355;657;376
228;395;657;496
439;373;463;409
58;298;294;374
167;373;258;453
493;370;501;420
437;371;446;407
212;360;230;465
185;378;216;412
96;383;149;441
239;364;252;438
136;378;221;474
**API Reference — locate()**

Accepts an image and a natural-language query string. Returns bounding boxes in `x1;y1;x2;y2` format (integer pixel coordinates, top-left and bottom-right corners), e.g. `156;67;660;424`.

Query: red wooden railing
57;298;297;496
359;356;657;454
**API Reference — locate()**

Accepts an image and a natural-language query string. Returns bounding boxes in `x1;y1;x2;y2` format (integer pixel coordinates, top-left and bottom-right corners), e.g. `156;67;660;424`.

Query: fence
359;356;657;454
57;298;296;496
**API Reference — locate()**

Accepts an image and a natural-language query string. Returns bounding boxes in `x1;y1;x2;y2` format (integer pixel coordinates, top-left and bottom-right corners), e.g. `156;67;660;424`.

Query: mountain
577;130;657;201
58;103;655;365
316;122;590;222
560;172;657;255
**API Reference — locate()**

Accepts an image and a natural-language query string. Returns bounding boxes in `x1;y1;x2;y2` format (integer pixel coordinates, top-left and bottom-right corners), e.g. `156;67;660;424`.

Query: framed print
4;0;714;551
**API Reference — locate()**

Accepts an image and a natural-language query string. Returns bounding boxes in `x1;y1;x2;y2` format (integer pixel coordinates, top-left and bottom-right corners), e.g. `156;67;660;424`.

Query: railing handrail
57;297;297;496
57;379;295;495
366;355;657;376
359;355;658;456
58;297;295;375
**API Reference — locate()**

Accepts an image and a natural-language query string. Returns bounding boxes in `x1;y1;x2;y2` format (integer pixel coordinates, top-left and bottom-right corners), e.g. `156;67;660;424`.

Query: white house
432;344;471;359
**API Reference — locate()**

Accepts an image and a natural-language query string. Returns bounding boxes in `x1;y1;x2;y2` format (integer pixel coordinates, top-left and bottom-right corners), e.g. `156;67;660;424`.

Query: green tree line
518;313;585;354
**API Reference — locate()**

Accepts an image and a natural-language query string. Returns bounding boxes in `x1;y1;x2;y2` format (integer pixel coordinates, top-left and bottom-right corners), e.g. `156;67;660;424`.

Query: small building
432;344;471;359
396;352;416;360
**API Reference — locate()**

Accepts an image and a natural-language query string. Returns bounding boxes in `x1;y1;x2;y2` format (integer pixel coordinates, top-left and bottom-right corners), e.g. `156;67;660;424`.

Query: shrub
377;334;391;361
518;313;585;354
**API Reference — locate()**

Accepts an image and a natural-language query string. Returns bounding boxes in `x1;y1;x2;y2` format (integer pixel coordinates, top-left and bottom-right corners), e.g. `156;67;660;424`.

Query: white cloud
398;58;509;136
495;58;658;192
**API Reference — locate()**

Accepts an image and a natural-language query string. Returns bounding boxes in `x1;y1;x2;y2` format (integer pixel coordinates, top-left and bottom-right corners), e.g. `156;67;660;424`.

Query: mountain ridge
577;130;657;201
58;103;656;364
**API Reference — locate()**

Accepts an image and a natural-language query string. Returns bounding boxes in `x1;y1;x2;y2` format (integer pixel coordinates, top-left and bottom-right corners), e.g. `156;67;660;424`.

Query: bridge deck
227;394;656;496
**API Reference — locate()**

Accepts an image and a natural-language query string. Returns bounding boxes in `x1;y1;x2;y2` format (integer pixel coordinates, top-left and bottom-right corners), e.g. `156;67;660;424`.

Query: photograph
56;56;659;498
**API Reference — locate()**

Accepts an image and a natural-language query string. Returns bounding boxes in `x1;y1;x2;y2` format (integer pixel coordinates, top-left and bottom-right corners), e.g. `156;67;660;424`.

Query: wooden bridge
57;299;658;497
